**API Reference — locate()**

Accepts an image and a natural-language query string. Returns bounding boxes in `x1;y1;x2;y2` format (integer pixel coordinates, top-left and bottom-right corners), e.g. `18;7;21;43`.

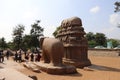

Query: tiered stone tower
56;17;91;68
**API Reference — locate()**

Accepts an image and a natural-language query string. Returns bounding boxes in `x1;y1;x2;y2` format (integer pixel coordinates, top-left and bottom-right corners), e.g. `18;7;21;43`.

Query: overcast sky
0;0;120;42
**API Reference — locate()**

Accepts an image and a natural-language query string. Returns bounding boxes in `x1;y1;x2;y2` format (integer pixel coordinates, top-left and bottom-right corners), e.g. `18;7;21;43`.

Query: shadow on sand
88;64;120;72
0;66;4;69
0;62;6;69
61;72;82;77
51;72;82;77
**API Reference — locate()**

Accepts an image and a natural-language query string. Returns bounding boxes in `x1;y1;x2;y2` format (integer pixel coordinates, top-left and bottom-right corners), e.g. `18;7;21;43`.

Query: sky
0;0;120;42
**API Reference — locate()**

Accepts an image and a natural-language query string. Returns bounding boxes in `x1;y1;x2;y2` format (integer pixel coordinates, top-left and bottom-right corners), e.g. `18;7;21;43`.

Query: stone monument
38;37;77;74
56;17;91;68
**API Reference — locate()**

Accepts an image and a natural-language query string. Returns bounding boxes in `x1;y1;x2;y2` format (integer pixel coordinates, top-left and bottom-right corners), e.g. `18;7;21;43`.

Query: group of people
0;49;10;63
14;49;41;63
14;50;22;62
25;53;41;62
0;49;42;63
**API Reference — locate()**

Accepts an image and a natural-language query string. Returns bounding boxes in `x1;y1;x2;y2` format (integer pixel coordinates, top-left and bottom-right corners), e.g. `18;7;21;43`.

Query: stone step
23;62;41;73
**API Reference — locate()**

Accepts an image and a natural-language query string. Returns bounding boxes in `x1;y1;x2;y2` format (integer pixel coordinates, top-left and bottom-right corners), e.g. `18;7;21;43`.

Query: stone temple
56;17;91;68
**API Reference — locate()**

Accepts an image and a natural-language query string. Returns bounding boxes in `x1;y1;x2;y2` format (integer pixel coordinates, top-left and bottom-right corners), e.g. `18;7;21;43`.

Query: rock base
33;62;77;75
63;59;91;68
23;62;41;73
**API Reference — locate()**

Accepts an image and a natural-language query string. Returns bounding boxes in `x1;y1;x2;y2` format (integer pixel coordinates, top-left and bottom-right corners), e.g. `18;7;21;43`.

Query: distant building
107;41;113;49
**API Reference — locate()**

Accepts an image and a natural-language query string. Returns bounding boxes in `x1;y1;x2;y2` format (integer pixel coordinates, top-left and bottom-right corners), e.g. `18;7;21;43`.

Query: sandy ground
0;54;120;80
19;55;120;80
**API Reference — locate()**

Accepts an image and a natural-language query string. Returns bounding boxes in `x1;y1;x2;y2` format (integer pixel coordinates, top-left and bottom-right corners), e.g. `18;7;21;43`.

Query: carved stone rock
39;37;77;74
57;17;91;68
23;62;40;73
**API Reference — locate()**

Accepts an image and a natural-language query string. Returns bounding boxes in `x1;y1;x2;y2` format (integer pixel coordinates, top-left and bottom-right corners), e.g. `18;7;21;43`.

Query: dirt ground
19;55;120;80
1;50;120;80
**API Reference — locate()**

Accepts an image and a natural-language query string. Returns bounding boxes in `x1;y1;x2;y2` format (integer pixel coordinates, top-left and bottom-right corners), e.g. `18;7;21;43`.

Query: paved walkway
0;58;33;80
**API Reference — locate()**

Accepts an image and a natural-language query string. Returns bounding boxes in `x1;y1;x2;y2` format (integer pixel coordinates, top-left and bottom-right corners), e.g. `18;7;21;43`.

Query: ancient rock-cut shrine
56;17;91;68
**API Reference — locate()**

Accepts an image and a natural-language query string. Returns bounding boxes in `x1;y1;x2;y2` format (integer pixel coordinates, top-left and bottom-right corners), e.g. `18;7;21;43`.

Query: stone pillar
57;17;91;68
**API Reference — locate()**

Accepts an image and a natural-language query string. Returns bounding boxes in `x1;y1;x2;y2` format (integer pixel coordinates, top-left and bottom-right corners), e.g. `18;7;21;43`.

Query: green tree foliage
86;32;95;41
114;1;120;28
88;40;96;48
114;1;120;12
7;41;14;50
12;24;25;50
30;20;44;48
95;33;107;46
107;39;120;47
86;32;107;48
53;26;61;38
22;35;32;51
0;37;8;49
86;32;96;48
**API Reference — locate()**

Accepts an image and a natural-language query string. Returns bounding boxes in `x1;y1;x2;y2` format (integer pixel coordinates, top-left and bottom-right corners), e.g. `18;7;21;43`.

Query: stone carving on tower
56;17;91;68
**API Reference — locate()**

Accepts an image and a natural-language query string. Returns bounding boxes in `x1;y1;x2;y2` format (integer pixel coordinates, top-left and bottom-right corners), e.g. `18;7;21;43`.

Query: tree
86;32;107;48
95;33;107;46
86;32;95;41
12;24;25;50
114;1;120;12
86;32;96;48
114;1;120;28
7;41;14;50
53;26;61;38
107;39;119;47
22;35;32;51
88;40;96;48
0;37;8;49
30;20;44;49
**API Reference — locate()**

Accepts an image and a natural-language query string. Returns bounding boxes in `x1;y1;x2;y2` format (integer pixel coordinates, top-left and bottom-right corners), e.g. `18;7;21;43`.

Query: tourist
18;53;22;63
35;53;41;62
14;51;18;62
18;49;23;63
6;50;10;60
0;50;4;63
0;50;2;62
30;53;34;62
25;53;29;63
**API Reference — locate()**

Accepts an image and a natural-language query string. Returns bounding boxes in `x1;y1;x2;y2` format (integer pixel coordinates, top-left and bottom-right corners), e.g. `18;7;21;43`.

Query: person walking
25;53;29;63
35;53;41;62
18;53;22;63
30;53;34;62
14;51;18;62
6;50;10;60
18;49;22;63
0;50;4;63
0;50;2;62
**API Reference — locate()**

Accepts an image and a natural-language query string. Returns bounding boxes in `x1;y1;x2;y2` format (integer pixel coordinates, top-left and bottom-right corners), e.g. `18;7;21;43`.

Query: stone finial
61;17;82;27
